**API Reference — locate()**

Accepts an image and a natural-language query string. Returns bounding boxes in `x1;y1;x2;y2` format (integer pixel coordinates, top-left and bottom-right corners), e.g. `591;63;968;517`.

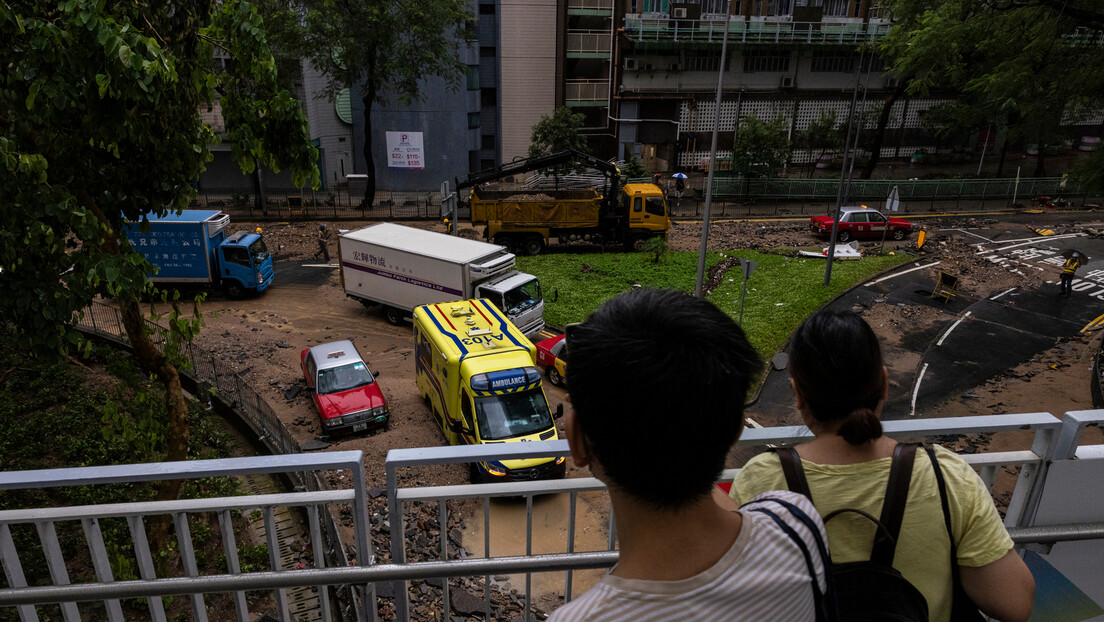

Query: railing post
385;456;408;622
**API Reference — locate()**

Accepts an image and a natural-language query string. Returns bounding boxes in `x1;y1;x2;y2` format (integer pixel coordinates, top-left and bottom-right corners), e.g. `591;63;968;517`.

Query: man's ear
790;378;807;411
564;409;590;468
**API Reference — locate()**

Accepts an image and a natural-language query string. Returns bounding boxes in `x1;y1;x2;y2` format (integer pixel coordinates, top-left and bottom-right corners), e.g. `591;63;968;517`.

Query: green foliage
641;237;670;264
731;116;792;178
518;249;911;361
623;155;650;179
529;107;590;176
801;110;843;158
0;0;319;365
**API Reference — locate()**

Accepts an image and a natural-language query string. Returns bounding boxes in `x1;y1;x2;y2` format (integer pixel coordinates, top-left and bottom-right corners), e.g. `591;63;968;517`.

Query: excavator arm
455;149;620;191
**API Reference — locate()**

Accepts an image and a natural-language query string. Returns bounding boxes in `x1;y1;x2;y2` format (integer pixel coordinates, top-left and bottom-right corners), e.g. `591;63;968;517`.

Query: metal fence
623;17;892;46
709;175;1085;202
74;300;361;620
190;189;444;222
3;412;1104;621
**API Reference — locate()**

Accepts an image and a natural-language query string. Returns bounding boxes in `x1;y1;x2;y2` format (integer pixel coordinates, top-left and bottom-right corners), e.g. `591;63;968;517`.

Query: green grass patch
519;249;913;359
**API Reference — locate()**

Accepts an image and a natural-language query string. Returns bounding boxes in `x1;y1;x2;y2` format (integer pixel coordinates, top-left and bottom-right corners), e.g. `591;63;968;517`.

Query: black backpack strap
775;446;815;503
925;445;960;569
871;442;918;566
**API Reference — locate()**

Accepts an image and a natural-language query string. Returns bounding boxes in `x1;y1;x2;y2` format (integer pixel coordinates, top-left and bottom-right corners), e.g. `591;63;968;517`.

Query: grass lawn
517;249;913;359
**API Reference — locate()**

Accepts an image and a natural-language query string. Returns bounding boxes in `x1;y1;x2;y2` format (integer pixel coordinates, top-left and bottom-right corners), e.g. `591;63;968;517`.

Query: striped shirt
546;491;828;622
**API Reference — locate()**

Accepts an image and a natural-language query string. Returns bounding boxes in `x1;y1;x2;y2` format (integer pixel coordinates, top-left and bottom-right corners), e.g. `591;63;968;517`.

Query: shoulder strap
775;446;814;503
924;445;961;566
871;442;918;566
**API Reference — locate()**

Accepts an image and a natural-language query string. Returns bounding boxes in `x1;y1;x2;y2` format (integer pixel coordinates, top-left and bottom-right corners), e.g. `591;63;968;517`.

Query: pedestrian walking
675;177;685;198
1060;251;1083;297
315;223;332;262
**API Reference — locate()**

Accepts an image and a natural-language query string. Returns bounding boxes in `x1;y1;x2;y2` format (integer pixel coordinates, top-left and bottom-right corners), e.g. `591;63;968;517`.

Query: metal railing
0;452;372;622
189;189;444;222
623;16;891;45
2;412;1103;620
710;175;1084;201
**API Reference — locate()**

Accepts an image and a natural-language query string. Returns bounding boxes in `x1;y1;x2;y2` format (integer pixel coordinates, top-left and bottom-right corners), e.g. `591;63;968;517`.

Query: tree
296;0;475;207
529;107;590;177
800;109;843;177
623;155;650;179
1;0;318;533
731;116;792;178
878;0;1104;178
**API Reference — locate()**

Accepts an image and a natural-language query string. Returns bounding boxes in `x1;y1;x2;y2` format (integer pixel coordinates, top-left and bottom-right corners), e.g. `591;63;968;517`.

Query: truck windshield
317;362;375;394
474;389;553;440
249;238;270;264
503;279;542;316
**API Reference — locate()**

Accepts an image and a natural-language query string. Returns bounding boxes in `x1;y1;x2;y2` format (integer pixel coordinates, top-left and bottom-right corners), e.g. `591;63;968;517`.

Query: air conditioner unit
673;7;688;18
642;63;656;71
670;62;683;71
883;77;901;89
624;58;638;70
780;76;795;88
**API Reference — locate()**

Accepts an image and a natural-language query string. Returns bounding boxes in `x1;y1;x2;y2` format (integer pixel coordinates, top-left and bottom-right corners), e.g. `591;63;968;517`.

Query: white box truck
338;223;545;338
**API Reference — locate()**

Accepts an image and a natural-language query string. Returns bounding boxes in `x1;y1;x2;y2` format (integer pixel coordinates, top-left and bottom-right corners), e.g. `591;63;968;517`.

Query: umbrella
1061;248;1089;262
671;172;688;179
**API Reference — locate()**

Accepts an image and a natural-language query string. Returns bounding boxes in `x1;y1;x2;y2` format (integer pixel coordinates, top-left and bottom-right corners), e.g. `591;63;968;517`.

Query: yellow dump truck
413;298;566;482
458;150;670;255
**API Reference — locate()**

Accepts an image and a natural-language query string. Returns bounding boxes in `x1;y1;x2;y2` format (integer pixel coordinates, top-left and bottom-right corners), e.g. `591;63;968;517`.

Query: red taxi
301;340;390;435
535;334;568;387
810;205;915;243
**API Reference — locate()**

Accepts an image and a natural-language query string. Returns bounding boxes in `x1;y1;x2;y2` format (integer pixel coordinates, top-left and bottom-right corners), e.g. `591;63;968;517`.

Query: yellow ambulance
413;298;566;482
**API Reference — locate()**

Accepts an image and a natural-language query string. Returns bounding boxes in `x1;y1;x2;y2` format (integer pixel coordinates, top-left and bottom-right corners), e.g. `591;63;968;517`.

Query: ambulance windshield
474;389;553;440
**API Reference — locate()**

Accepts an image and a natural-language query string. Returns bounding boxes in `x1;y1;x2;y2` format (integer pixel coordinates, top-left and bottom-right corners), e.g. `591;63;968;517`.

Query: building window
481;87;497;107
743;51;790;73
823;0;847;16
480;46;496;58
481;135;496;150
766;0;792;15
468;113;481;129
686;55;726;72
466;66;480;90
480;158;496;170
701;0;727;14
479;3;495;14
811;53;857;73
638;0;670;13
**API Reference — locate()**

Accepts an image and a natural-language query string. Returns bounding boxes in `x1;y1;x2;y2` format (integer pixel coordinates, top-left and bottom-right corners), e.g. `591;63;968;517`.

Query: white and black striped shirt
547;491;828;622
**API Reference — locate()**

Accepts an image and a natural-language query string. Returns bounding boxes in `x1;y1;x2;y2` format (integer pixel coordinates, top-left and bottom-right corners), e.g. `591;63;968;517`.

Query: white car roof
307;340;364;371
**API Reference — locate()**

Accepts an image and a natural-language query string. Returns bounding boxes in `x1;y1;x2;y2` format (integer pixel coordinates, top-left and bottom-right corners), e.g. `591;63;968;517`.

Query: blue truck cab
125;210;274;297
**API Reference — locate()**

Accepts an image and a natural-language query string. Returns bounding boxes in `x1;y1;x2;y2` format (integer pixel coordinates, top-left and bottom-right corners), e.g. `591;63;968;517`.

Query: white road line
944;229;995;242
910;363;929;417
745;417;763;429
991;288;1017;300
936;311;971;346
866;261;942;285
977;233;1086;255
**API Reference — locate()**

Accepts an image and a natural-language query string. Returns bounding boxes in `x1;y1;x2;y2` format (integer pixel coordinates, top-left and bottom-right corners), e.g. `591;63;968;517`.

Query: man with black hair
548;288;830;621
315;223;332;262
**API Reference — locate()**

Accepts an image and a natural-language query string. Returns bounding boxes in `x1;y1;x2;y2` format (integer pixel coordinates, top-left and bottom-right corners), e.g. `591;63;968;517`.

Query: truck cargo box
470;188;602;227
125;210;227;283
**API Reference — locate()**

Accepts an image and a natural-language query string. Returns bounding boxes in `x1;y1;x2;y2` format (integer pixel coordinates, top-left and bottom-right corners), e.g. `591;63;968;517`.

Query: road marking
302;262;337;268
1082;314;1104;334
910;363;929;417
745;417;763;429
866;261;942;285
944;228;995;242
976;232;1085;255
936;311;972;347
1034;228;1055;236
991;288;1017;301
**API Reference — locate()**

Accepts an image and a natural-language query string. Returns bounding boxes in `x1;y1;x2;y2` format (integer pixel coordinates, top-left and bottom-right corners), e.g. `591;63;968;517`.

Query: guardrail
2;412;1103;621
623;16;891;45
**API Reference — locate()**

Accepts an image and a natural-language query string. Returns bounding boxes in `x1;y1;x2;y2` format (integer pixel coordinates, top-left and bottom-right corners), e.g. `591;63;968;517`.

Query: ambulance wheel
469;462;484;484
547;366;563;387
836;230;852;243
225;282;244;299
384;306;405;325
522;236;544;256
892;228;907;241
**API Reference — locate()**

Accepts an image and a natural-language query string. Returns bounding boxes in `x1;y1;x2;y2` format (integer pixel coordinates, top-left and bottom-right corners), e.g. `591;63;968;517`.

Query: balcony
565;79;610;106
567;0;613;16
566;29;611;57
623;15;891;48
2;412;1103;622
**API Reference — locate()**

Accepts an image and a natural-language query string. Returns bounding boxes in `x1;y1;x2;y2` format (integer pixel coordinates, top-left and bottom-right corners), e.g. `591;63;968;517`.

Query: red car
301;340;390;435
810;205;915;243
534;334;568;387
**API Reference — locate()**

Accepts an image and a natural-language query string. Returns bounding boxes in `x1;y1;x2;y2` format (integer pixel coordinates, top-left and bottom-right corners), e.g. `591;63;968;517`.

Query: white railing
566;29;611;54
566;79;609;102
622;16;892;44
3;412;1103;621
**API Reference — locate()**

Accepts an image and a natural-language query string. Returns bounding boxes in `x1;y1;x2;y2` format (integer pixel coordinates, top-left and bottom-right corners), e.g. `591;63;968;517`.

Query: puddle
460;491;612;600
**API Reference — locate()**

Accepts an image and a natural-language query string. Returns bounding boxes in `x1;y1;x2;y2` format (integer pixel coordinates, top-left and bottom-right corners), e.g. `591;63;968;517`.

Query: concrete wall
499;0;559;162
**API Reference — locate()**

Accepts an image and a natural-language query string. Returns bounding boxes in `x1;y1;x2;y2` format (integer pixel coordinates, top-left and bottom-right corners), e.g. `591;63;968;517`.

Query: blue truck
125;210;275;297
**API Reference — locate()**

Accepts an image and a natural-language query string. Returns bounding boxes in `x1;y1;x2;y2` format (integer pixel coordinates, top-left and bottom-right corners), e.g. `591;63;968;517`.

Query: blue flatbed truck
125;210;275;297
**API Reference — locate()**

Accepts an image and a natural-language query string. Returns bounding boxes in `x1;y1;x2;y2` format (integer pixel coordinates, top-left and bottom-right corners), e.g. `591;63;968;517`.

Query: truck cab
473;271;544;339
414;298;566;482
219;230;275;297
621;183;670;249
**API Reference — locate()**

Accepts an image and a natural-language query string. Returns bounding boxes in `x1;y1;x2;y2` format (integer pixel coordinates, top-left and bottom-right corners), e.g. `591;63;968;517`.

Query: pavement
746;221;1104;425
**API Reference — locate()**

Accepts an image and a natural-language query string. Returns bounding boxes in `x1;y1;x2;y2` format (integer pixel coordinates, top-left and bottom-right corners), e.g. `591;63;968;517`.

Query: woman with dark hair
729;310;1035;622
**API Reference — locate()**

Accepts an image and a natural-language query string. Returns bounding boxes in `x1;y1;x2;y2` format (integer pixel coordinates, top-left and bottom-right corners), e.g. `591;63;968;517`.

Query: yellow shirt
729;444;1013;622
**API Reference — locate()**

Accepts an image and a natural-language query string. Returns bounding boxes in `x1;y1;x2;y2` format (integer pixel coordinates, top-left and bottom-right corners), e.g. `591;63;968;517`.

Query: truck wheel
384;306;405;325
547;366;563;387
836;230;853;243
494;235;515;254
892;228;907;241
225;282;244;299
522;236;544;256
469;462;484;484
